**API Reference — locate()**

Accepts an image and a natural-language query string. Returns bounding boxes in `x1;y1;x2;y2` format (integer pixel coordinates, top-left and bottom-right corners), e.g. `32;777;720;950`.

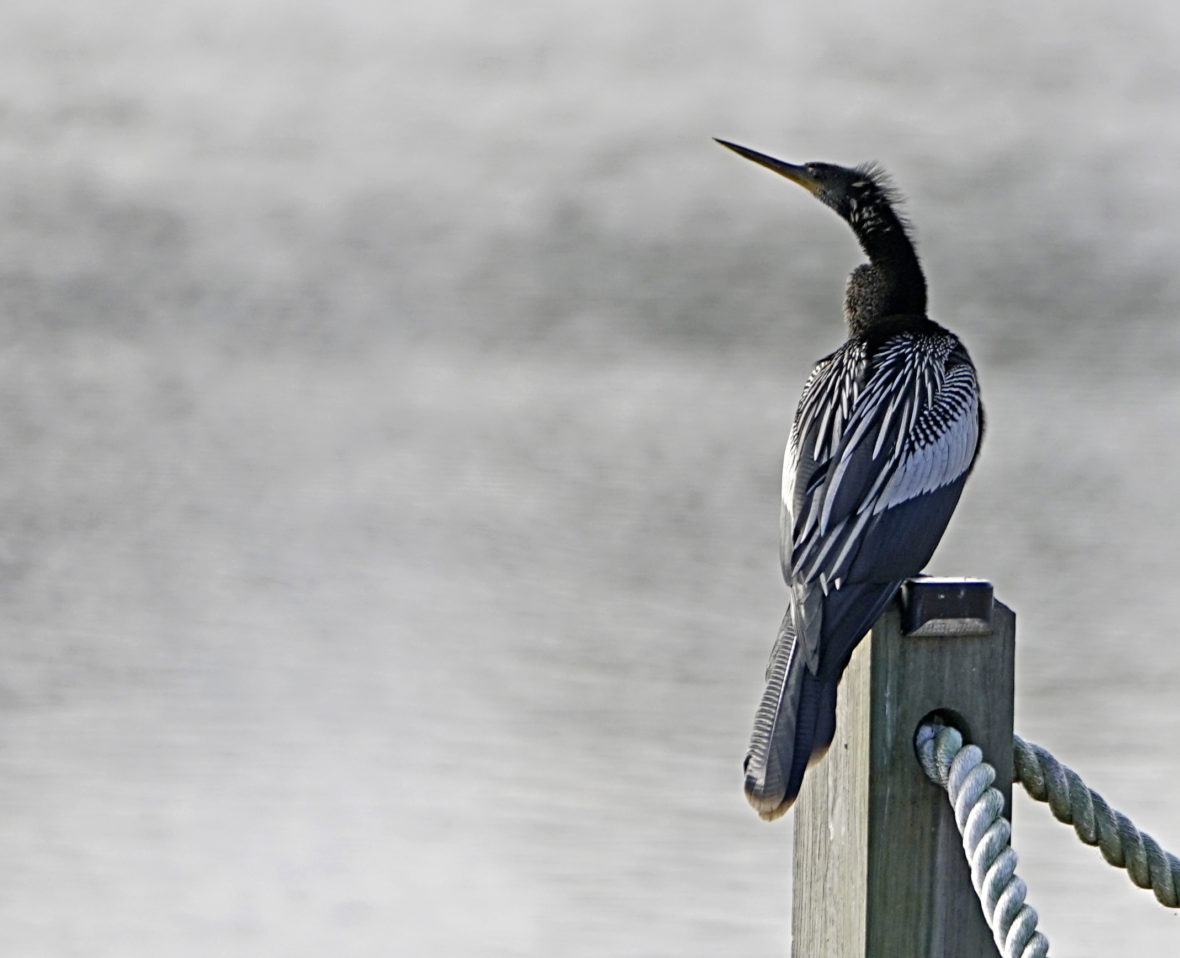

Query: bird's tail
743;582;904;821
743;610;832;821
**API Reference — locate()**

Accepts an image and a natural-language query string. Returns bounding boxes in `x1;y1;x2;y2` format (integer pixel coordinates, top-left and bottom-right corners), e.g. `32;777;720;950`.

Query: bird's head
713;139;898;234
714;138;925;327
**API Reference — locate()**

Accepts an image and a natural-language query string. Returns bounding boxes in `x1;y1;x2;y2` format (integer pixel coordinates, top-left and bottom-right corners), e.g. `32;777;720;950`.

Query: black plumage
715;140;983;821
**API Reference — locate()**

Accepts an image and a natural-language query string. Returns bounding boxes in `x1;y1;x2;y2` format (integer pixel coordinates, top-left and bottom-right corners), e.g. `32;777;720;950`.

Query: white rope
915;722;1050;958
1013;735;1180;908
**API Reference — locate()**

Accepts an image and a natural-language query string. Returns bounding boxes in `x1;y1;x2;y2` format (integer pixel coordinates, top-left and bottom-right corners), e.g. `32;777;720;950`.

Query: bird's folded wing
785;333;980;599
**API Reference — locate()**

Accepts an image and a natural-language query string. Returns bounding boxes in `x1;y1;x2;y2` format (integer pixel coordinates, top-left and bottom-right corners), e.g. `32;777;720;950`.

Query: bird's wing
784;330;981;619
781;344;863;570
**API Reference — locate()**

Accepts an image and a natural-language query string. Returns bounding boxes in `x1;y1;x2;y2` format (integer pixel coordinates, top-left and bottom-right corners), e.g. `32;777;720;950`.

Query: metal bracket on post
900;577;994;636
791;577;1014;958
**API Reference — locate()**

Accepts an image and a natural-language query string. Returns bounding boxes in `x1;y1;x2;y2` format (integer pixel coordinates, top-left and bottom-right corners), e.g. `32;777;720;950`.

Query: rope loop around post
1013;735;1180;908
916;722;1050;958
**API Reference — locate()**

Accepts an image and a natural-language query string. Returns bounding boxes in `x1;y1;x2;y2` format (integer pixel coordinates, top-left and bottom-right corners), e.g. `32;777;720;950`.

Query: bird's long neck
843;204;927;335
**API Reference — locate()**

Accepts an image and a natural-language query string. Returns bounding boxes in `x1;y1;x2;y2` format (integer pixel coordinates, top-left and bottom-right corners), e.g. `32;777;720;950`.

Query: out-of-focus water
1;0;1179;954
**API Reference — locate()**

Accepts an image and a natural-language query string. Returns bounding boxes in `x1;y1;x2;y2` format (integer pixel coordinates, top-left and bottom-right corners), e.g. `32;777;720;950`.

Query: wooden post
790;578;1015;958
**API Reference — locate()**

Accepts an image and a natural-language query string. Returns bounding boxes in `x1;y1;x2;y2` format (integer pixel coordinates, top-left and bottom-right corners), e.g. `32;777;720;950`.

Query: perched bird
715;140;983;820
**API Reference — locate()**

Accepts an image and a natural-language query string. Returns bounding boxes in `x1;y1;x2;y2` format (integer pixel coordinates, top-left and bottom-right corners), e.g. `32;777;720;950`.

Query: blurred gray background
1;0;1179;954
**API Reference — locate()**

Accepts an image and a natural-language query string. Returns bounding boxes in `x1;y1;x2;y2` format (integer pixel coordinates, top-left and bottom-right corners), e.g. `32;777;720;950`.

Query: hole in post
914;708;973;764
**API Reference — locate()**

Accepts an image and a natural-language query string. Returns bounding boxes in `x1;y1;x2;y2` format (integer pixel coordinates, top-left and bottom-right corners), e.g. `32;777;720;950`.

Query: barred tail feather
745;582;904;821
744;611;829;820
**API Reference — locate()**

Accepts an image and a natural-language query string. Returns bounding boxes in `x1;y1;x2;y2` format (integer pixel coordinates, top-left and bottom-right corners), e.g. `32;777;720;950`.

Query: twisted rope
916;723;1050;958
1013;735;1180;907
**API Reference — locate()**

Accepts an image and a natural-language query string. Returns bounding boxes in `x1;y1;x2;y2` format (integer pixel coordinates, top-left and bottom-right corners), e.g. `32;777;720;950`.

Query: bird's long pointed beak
713;139;821;195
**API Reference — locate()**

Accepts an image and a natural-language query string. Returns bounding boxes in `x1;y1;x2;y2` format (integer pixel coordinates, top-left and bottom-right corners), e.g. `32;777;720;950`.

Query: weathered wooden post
790;577;1014;957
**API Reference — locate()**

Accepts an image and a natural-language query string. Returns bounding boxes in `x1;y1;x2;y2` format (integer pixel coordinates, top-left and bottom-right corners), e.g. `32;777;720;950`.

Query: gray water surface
2;1;1179;955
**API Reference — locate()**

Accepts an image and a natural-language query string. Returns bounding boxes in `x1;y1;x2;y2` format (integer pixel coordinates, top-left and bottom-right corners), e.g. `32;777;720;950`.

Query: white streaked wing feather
873;366;980;514
785;331;978;585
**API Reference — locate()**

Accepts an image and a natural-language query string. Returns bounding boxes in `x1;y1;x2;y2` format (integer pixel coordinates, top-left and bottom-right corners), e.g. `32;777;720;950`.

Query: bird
715;139;984;821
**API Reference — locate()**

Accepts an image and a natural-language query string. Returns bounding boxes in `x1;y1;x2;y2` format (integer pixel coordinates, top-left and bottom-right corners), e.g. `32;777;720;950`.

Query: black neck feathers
841;182;926;334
